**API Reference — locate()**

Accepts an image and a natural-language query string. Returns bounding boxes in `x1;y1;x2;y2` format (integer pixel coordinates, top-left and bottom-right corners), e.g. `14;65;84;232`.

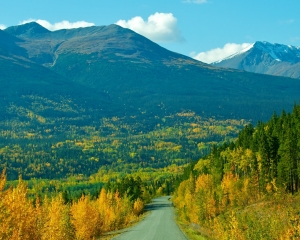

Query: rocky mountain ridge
213;41;300;79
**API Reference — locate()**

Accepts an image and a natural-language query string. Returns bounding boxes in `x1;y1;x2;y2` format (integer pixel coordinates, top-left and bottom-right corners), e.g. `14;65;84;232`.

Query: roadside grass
175;218;209;240
101;210;150;239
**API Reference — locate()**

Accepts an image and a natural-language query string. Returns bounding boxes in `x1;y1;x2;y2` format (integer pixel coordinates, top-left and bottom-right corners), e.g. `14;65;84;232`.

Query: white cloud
19;19;95;31
184;0;207;4
191;43;252;64
0;24;6;30
116;12;184;43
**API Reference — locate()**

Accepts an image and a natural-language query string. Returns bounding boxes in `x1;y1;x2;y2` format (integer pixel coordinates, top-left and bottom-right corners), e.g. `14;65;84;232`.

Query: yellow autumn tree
221;173;238;208
104;191;117;231
172;175;196;222
41;194;73;240
194;174;217;222
0;169;6;192
71;195;99;240
96;188;109;232
0;176;37;240
133;198;144;216
112;191;134;227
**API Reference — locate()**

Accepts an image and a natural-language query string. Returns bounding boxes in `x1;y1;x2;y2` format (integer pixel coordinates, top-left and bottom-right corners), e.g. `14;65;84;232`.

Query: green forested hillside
52;51;300;121
0;110;247;180
0;54;112;122
2;22;300;123
173;103;300;239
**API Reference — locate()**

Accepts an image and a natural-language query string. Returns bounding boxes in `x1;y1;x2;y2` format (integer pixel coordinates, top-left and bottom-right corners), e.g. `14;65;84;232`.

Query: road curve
113;196;188;240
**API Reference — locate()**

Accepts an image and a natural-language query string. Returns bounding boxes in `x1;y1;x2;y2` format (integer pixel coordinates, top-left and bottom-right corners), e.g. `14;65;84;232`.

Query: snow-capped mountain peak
212;43;255;64
212;41;300;79
253;41;300;62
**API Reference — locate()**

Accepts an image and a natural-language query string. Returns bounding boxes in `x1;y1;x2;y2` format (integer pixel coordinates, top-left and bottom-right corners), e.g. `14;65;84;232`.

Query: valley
0;21;300;239
0;110;246;180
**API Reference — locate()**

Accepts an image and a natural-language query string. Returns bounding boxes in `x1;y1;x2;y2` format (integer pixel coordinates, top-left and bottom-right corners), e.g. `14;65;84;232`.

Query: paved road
113;196;188;240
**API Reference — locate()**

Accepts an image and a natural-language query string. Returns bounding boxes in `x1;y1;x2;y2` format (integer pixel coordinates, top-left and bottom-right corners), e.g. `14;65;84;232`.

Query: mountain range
1;23;300;123
213;41;300;79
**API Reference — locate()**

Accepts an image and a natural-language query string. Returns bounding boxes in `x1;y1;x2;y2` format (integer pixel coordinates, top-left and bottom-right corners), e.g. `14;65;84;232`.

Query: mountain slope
0;31;111;122
47;29;300;121
1;22;300;180
0;30;27;57
213;41;300;79
2;23;300;122
4;23;206;67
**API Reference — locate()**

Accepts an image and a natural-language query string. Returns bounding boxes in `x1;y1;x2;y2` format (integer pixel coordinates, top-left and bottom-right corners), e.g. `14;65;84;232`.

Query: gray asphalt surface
113;196;188;240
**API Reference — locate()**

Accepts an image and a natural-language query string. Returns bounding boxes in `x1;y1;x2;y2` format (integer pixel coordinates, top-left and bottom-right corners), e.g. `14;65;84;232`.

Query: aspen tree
133;198;144;216
71;195;99;240
0;177;37;240
42;195;73;240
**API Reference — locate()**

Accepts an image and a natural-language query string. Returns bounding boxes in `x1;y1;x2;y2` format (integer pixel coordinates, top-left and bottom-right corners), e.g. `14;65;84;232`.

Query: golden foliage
71;195;99;240
133;198;144;216
0;170;144;240
0;178;37;240
174;169;300;239
41;195;72;240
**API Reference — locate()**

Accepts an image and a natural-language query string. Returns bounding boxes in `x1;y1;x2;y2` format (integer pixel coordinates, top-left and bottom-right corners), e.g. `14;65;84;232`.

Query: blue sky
1;0;300;63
